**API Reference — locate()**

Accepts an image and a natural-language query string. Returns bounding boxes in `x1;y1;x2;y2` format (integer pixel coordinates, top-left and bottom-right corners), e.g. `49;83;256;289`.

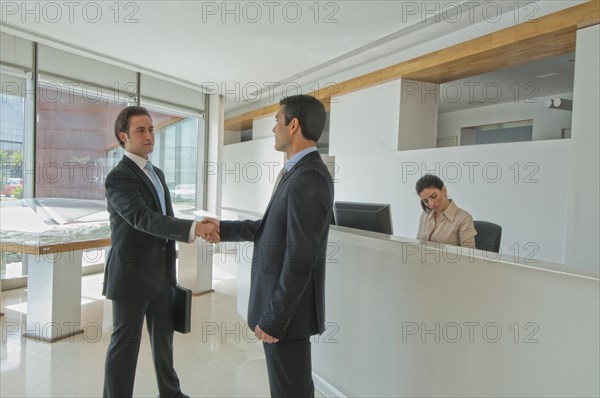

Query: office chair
474;221;502;253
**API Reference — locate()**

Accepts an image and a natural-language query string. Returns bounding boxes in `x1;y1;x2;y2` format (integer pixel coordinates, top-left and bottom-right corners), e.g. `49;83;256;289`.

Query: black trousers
263;337;314;398
103;280;181;398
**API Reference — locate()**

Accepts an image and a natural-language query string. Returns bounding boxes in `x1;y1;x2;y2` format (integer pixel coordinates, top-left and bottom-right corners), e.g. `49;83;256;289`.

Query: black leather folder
172;284;192;334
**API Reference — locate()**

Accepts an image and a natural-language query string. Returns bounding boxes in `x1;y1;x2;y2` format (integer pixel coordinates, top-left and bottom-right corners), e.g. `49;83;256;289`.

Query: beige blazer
417;200;476;248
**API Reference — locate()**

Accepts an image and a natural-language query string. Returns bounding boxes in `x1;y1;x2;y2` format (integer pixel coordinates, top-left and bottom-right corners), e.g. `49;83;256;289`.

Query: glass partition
146;108;202;207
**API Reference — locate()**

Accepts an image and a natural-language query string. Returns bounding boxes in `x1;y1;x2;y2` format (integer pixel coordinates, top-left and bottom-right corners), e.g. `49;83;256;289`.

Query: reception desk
231;211;599;397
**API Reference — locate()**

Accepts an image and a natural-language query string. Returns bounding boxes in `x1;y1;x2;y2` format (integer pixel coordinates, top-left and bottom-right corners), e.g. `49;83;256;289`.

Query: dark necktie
271;167;287;197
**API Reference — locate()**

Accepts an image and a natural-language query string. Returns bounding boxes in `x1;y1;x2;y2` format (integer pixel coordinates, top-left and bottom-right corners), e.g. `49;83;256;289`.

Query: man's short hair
114;106;152;148
279;95;326;142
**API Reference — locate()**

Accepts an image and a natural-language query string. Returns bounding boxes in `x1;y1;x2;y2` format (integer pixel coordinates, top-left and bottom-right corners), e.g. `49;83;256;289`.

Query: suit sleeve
106;167;193;242
258;168;331;338
220;219;261;242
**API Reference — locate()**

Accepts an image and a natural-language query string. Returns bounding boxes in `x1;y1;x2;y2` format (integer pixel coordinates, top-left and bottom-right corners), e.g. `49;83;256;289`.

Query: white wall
221;137;284;213
224;129;241;145
399;80;438;150
333;139;570;264
252;115;274;140
330;80;401;155
459;127;477;146
438;93;573;143
565;25;600;268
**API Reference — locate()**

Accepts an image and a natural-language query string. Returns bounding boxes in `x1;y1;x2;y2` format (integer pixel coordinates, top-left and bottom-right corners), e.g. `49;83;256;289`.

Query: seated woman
415;174;476;248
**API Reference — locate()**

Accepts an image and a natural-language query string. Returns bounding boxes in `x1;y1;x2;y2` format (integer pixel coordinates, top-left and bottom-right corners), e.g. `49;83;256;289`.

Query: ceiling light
536;72;559;79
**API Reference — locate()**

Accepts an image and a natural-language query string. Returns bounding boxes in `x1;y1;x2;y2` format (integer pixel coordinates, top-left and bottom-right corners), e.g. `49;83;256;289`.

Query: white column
24;250;83;341
398;79;439;150
329;79;438;156
565;25;600;270
329;80;402;156
0;283;2;315
177;241;214;295
206;94;225;217
0;254;4;315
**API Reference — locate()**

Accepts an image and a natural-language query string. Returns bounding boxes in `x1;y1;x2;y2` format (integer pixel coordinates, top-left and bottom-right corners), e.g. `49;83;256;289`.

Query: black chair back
474;221;502;253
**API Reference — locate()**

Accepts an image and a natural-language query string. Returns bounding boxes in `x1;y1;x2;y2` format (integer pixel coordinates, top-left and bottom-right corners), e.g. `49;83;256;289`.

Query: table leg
24;250;83;342
0;251;4;316
177;241;214;295
0;278;3;316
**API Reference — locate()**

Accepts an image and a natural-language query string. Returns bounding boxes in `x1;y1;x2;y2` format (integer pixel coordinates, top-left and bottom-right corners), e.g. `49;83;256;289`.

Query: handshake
194;217;220;244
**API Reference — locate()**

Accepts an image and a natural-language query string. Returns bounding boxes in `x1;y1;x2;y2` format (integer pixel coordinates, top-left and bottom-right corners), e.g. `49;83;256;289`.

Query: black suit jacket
221;151;334;340
103;155;193;302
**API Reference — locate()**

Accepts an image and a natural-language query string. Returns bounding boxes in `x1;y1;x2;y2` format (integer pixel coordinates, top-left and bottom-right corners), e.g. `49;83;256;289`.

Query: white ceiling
0;1;578;115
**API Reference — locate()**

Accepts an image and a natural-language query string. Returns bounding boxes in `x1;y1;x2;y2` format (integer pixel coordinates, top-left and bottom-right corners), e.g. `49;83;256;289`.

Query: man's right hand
197;217;220;243
196;219;220;243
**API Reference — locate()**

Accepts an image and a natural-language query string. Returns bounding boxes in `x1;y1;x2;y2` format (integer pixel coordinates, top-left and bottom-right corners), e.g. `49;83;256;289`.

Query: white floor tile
0;255;285;398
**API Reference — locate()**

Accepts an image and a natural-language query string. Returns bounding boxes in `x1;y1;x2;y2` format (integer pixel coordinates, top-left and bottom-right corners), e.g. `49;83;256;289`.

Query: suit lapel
259;151;321;230
121;156;164;213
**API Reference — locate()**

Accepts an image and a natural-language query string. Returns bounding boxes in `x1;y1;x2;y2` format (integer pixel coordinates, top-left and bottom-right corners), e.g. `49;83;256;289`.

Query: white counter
229;207;599;397
312;227;599;397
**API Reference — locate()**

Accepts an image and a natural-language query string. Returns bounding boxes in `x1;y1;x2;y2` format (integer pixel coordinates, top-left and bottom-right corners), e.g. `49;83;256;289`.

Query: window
1;72;27;201
1;71;30;282
145;109;203;206
36;80;129;199
460;120;533;145
1;37;207;287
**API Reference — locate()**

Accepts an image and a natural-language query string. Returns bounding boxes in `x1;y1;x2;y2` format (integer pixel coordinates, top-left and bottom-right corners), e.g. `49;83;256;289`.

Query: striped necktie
271;167;287;196
144;161;166;215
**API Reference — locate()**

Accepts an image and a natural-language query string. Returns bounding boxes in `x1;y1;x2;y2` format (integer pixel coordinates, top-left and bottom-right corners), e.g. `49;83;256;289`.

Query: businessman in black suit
203;95;334;397
102;106;218;398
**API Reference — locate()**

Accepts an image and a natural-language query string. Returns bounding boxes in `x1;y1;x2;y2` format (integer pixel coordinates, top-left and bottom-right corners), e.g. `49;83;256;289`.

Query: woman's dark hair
415;174;444;212
279;95;326;142
114;106;152;148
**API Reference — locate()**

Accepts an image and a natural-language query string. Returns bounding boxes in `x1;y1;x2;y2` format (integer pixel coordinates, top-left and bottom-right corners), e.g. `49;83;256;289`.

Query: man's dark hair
415;174;445;212
279;95;326;142
114;106;152;148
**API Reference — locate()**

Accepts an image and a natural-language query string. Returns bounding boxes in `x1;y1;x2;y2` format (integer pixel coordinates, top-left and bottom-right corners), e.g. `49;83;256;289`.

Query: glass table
0;198;111;342
1;199;215;342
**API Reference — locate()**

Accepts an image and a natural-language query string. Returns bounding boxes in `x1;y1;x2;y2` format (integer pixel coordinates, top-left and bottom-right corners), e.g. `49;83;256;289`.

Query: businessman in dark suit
204;95;334;397
102;106;218;398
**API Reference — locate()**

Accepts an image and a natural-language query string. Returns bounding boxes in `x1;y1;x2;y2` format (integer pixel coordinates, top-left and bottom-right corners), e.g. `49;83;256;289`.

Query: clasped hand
195;217;220;243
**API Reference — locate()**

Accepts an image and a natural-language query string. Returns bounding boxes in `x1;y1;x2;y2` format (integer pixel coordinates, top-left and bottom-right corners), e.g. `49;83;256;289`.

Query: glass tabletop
0;198;110;247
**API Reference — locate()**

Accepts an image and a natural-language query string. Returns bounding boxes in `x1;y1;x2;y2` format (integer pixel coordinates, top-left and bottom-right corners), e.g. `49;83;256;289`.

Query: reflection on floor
0;254;324;397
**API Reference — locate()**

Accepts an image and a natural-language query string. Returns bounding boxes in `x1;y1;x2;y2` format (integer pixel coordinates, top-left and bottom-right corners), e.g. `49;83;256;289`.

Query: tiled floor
0;255;321;398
